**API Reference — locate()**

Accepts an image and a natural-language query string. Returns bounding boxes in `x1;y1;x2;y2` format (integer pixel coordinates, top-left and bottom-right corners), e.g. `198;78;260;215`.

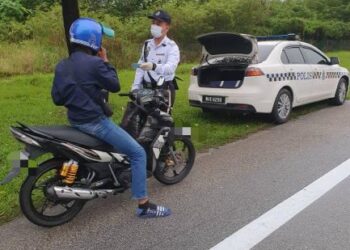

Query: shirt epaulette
167;40;177;47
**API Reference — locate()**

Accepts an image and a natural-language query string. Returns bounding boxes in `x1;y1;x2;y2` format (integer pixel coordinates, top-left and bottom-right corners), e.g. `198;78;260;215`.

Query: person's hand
98;47;109;62
130;89;139;100
140;62;156;71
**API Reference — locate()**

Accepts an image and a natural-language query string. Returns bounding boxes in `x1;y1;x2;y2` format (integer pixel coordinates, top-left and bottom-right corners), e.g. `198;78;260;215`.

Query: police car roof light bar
256;33;300;41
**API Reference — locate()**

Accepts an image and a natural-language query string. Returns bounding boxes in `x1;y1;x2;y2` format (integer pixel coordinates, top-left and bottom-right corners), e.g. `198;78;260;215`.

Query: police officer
132;10;180;108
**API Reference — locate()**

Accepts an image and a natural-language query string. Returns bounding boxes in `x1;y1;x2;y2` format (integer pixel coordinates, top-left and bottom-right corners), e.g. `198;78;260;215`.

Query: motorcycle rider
132;10;180;108
51;17;171;218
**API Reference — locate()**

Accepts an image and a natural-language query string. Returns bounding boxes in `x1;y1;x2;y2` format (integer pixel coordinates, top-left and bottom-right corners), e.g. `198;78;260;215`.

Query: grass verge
0;52;349;225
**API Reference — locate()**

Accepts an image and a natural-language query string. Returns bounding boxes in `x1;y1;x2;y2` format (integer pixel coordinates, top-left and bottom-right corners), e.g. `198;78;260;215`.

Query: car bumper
188;76;275;113
189;100;256;112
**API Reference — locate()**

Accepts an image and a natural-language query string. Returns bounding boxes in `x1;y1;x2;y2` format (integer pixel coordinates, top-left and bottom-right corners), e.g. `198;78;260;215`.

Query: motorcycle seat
30;125;116;152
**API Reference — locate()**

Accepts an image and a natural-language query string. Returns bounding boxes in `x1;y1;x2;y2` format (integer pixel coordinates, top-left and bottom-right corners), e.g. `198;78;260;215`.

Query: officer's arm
154;44;180;76
132;68;144;91
132;47;146;91
95;59;120;93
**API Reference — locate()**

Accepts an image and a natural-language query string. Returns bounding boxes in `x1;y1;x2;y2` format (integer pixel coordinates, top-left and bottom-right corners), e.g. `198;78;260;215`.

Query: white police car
188;33;349;123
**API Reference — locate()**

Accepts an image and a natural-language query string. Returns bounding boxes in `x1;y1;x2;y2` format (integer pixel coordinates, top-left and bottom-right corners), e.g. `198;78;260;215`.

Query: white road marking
211;159;350;250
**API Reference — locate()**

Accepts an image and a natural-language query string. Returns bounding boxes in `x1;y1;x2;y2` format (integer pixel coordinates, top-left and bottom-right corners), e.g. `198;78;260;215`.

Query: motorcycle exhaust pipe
47;186;117;200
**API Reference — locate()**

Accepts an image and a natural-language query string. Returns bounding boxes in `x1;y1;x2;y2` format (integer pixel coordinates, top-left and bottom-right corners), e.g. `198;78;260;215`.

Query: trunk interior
197;65;248;89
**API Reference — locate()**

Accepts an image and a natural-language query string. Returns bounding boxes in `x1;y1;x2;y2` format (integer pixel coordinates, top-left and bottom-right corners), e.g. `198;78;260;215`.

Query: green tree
81;0;160;18
20;0;56;11
0;0;30;22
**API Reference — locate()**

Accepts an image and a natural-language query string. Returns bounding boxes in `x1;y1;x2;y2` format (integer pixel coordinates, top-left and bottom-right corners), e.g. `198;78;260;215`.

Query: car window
300;47;328;65
257;44;276;63
284;47;305;64
281;51;289;64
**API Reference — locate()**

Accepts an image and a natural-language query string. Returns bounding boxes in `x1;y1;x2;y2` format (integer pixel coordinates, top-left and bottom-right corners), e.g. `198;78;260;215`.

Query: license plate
202;96;225;104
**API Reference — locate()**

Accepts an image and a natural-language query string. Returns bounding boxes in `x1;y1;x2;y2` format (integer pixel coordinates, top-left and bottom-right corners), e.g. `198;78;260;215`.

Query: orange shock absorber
60;160;79;185
60;160;71;177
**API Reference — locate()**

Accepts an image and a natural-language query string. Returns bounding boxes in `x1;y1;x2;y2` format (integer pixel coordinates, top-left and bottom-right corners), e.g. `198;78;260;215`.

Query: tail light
191;67;198;76
245;67;264;77
10;128;41;147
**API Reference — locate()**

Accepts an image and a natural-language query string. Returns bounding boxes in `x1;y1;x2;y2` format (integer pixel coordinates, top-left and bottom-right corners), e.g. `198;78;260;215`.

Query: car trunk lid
197;32;258;65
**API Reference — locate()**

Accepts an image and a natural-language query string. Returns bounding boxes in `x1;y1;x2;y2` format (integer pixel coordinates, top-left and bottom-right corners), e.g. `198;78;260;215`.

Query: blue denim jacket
51;51;120;124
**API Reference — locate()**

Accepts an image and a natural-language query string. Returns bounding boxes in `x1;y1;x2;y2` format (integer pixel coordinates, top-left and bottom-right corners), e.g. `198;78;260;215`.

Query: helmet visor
101;24;115;38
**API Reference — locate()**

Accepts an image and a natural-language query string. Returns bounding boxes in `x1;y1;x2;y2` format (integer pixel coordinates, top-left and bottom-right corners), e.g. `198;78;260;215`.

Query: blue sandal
136;203;171;218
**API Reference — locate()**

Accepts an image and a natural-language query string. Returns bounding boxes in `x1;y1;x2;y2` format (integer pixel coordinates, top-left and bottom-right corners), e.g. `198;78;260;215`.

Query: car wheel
331;78;348;106
271;89;292;124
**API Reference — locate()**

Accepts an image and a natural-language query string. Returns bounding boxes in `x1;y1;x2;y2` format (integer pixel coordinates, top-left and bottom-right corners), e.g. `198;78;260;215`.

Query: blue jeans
71;116;147;200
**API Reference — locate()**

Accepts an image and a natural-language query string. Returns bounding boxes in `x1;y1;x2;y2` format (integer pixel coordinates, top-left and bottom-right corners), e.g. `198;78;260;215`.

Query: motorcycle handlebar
119;91;170;111
159;101;170;109
118;93;131;97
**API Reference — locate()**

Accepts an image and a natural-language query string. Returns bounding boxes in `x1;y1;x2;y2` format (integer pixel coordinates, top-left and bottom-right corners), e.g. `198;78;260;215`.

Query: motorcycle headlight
140;96;153;104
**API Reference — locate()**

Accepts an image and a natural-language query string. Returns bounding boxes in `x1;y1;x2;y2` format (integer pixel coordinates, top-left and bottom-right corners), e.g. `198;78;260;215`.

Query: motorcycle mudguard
0;144;46;185
151;128;171;160
173;127;191;137
0;150;29;185
151;127;192;160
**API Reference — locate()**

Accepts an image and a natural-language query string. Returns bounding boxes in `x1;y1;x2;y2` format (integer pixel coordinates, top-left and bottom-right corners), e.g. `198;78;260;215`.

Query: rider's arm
95;58;120;93
51;83;64;106
51;64;65;106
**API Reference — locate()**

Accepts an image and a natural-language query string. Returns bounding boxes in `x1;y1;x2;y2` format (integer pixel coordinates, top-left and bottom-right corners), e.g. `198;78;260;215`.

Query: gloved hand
130;89;139;100
140;62;156;71
131;89;139;94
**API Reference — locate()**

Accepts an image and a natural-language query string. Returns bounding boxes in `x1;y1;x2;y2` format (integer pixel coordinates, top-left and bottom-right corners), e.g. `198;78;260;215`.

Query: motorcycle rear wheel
154;136;195;185
19;159;86;227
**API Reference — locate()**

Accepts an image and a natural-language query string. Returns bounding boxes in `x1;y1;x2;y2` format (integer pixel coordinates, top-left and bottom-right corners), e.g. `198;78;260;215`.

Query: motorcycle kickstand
108;161;121;187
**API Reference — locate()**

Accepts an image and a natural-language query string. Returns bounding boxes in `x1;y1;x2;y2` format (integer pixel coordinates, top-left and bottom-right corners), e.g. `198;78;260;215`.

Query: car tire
271;89;292;124
331;78;348;106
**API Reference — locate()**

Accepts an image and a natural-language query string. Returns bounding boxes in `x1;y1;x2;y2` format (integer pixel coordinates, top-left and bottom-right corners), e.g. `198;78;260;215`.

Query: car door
300;46;333;99
282;46;314;104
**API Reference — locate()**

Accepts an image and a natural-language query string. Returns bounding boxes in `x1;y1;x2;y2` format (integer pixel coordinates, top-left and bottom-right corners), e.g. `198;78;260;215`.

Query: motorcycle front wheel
19;159;86;227
154;136;195;185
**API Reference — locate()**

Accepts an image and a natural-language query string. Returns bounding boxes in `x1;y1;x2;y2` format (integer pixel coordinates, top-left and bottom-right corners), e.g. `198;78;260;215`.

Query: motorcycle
0;77;195;227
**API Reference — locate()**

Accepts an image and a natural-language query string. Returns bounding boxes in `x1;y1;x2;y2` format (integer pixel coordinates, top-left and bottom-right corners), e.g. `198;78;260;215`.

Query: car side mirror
330;57;340;65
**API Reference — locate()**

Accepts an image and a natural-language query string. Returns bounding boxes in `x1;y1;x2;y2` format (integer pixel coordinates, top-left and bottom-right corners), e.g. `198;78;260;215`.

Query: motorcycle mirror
157;77;165;87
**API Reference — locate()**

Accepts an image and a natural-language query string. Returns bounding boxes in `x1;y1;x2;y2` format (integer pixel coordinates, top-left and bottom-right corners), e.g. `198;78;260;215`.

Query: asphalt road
1;102;350;250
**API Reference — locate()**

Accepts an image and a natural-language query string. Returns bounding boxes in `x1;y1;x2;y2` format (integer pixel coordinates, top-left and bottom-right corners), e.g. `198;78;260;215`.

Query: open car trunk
196;32;258;88
197;66;247;88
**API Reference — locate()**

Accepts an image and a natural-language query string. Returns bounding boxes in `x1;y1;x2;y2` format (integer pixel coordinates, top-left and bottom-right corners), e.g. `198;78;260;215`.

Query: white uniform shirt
132;36;180;90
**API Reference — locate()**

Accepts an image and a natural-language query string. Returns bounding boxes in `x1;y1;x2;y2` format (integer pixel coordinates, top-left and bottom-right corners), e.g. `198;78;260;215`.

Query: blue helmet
69;17;115;52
